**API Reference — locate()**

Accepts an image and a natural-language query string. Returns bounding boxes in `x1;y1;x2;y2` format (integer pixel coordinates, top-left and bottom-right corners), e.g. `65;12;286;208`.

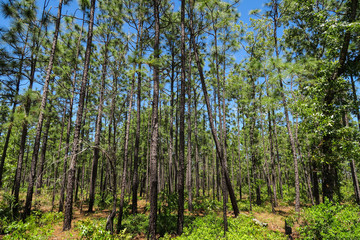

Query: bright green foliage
3;211;63;240
76;218;132;240
298;200;360;239
171;213;285;240
121;214;149;235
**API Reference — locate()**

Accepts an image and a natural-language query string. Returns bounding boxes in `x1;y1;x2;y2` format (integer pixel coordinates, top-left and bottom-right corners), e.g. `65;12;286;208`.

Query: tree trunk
194;88;200;197
186;50;193;213
35;107;52;194
88;39;109;212
23;0;63;218
0;30;28;188
63;0;96;230
177;0;186;235
132;61;142;214
117;76;135;232
189;0;239;216
59;11;85;213
148;0;160;238
237;107;242;200
52;104;67;211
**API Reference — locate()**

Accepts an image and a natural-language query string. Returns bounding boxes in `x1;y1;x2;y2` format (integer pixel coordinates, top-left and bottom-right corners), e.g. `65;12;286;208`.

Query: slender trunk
132;62;142;214
35;108;52;194
88;39;109;212
186;49;193;212
63;0;96;230
52;104;67;211
177;0;186;235
0;30;28;187
117;76;135;232
59;11;85;213
24;0;63;218
168;43;175;195
148;0;160;238
272;110;283;199
189;0;239;216
244;118;252;212
194;89;200;197
272;0;299;211
237;107;242;200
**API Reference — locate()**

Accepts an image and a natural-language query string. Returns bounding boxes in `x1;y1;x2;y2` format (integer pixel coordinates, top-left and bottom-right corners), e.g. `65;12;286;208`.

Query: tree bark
177;0;186;235
148;0;160;238
23;0;63;218
88;39;109;212
63;0;96;230
35;107;52;194
59;11;85;213
117;76;135;232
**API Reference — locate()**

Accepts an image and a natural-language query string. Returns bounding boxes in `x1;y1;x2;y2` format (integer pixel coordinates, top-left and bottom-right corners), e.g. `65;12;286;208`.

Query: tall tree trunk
0;30;28;188
52;104;67;211
267;111;278;210
88;39;109;212
186;50;193;213
12;0;48;215
237;107;242;200
272;0;300;212
148;0;160;238
63;0;96;230
272;109;283;199
189;0;239;217
243;118;252;212
59;11;85;213
167;46;176;195
117;76;135;232
194;88;200;197
177;0;186;235
24;0;64;218
35;107;52;194
132;62;142;214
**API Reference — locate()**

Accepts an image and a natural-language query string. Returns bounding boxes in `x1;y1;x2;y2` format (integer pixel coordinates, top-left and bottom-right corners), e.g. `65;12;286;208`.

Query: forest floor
0;191;300;239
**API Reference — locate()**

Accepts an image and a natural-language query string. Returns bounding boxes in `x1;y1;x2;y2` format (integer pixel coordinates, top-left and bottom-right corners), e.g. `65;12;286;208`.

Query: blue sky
0;0;267;28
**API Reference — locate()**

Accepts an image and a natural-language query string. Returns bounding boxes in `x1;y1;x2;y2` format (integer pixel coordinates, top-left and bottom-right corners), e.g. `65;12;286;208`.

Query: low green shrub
3;211;63;240
76;217;132;240
122;213;148;234
172;213;285;240
298;200;360;239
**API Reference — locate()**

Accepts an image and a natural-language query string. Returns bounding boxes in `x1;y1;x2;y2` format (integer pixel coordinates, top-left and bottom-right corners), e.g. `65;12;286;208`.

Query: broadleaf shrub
172;213;285;240
298;200;360;239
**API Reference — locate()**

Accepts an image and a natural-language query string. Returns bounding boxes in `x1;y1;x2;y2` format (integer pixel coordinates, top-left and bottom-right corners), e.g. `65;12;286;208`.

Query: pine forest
0;0;360;239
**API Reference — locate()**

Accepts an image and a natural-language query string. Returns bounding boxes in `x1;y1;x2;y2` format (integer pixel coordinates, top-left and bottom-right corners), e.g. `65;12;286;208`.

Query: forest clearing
0;0;360;239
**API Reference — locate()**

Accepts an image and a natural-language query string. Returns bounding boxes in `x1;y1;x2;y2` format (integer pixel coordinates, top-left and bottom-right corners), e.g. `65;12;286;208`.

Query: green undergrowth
298;200;360;239
2;211;63;240
162;213;286;240
76;218;132;240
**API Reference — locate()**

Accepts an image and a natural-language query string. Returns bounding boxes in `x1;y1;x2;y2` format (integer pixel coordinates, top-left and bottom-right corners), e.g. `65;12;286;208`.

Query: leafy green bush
191;197;222;214
0;192;15;233
173;213;285;240
122;213;148;234
3;211;63;240
298;200;360;239
76;218;132;240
